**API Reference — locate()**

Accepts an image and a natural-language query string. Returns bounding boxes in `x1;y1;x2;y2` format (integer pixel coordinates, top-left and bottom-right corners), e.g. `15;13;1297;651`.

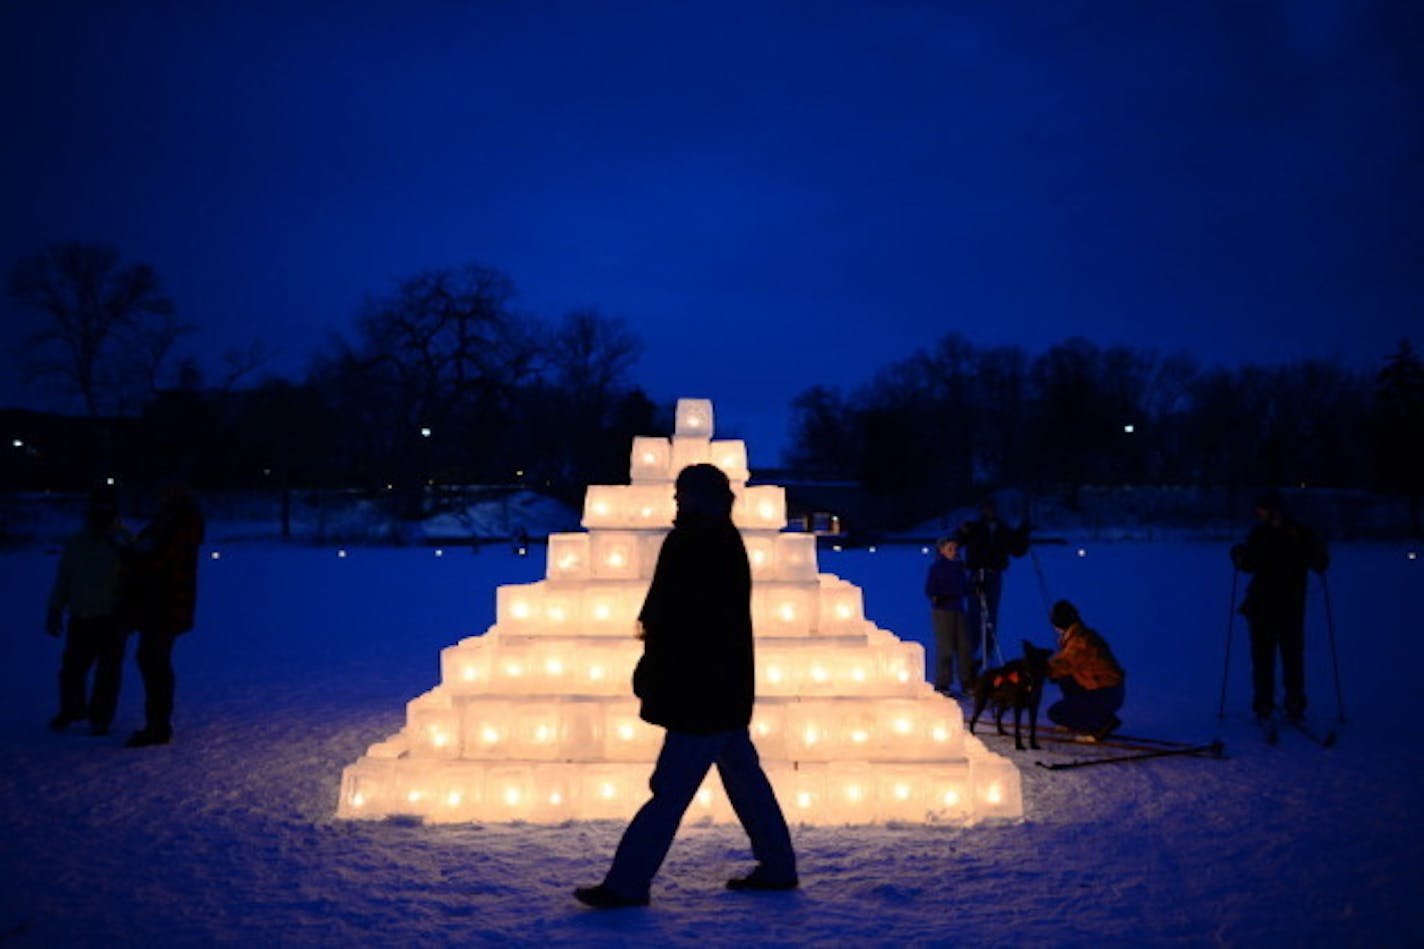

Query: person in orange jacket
1045;600;1125;740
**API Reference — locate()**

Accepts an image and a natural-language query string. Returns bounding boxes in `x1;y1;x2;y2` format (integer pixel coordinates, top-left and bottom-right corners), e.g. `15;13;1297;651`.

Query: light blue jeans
602;728;797;900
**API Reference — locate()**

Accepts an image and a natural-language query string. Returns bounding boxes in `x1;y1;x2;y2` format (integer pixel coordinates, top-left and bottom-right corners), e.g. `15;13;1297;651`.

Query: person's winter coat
924;553;971;612
960;517;1030;573
633;512;754;734
129;492;206;636
1232;516;1329;625
1048;621;1125;691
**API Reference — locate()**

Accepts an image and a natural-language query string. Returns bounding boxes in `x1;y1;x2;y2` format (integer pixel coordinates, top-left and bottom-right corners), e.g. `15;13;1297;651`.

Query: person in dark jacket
575;464;797;909
1230;489;1329;723
925;534;974;696
959;496;1030;666
125;480;205;748
46;485;133;736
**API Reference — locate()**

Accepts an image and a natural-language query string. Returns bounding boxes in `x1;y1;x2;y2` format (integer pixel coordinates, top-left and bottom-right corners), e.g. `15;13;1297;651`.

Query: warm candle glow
337;395;1024;828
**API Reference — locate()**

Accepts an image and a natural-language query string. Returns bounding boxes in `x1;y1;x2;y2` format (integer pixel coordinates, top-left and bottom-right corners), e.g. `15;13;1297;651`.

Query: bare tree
8;242;183;417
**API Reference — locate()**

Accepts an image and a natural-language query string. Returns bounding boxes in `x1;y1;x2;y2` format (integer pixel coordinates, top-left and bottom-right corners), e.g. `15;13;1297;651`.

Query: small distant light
434;548;444;557
262;468;271;477
105;477;116;486
1077;548;1087;557
516;547;528;557
921;546;931;555
868;545;877;553
11;439;22;448
832;544;843;552
1123;424;1135;434
210;551;221;560
338;549;348;558
420;427;432;438
514;469;525;478
1409;551;1418;561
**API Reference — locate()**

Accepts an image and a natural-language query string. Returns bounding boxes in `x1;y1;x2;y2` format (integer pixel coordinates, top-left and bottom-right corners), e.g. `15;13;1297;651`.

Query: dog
967;639;1053;751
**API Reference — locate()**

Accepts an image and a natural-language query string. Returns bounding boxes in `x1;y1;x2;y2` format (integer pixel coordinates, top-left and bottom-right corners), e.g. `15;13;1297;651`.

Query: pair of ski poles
1216;568;1347;723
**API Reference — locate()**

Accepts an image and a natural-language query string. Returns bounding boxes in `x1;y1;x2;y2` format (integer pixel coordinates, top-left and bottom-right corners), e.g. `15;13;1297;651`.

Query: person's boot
124;728;172;748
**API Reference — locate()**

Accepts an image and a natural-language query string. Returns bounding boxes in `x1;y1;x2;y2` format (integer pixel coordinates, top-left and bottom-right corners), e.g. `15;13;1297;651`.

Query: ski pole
1217;567;1238;719
1320;572;1347;724
1029;547;1054;621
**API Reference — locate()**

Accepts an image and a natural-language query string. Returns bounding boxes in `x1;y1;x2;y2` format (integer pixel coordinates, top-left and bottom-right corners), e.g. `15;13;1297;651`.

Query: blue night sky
2;1;1420;461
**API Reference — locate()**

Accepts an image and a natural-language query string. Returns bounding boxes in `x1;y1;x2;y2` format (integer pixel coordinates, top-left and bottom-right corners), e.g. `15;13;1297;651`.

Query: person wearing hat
1230;489;1330;723
1045;600;1126;740
575;463;797;909
925;533;974;697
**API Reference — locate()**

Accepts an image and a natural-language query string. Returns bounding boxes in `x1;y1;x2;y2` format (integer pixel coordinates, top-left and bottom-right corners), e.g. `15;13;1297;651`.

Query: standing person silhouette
924;533;974;697
575;464;798;909
1230;489;1329;724
960;496;1030;668
46;485;133;737
125;480;205;748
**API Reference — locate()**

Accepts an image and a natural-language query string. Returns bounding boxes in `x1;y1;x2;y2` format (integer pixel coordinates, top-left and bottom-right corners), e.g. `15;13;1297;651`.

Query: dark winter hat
1050;599;1080;630
85;484;119;530
674;463;734;518
1253;488;1284;512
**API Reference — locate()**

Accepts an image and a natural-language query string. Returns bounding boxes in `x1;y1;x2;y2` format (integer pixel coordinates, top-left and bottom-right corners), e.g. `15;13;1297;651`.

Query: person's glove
45;609;63;638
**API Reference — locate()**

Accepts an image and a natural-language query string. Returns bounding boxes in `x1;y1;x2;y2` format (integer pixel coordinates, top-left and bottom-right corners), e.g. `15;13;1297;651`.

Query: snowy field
1;536;1420;947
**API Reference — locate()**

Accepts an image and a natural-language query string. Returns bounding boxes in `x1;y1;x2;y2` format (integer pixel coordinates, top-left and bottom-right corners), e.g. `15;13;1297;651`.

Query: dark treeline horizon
785;333;1423;530
5;244;1422;532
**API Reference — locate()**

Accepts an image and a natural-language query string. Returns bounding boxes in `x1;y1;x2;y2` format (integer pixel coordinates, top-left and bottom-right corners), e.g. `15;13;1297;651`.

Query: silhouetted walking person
126;481;205;748
46;486;132;737
1230;489;1329;723
575;464;797;909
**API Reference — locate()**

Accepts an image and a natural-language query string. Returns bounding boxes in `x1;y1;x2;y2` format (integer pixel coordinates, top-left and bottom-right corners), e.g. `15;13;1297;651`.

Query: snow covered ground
1;535;1420;946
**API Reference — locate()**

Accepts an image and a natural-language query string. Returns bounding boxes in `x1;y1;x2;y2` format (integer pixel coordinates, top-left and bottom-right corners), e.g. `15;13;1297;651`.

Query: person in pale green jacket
47;486;132;736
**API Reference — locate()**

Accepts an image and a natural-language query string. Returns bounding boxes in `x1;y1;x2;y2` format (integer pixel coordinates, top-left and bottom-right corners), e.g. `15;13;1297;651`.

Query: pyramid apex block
675;398;714;437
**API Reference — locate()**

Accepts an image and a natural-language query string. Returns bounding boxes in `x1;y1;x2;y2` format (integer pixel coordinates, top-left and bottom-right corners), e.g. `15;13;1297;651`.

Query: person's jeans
1047;677;1125;733
57;614;127;729
603;728;797;901
134;629;179;736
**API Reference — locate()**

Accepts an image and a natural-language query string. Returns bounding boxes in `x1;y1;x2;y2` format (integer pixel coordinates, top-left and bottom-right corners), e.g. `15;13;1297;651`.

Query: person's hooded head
1050;599;1081;632
674;463;735;523
84;485;119;534
1253;488;1284;521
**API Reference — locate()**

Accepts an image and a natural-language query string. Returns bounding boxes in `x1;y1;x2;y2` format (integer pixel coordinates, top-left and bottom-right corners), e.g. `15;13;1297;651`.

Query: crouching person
1045;600;1125;741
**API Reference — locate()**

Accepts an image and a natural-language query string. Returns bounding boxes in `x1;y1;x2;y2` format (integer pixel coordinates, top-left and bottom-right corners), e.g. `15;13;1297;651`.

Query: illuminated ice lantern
629;436;672;481
676;398;713;436
337;395;1026;828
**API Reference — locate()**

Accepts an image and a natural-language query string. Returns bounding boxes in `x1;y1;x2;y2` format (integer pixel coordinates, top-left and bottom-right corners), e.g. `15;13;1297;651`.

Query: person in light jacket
46;486;132;736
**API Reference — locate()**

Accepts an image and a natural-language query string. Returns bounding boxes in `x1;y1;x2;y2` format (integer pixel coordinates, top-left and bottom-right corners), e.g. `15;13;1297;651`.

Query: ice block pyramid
337;398;1023;825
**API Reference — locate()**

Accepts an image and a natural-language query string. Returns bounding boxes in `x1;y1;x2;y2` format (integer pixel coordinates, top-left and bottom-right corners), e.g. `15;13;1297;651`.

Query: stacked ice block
338;398;1022;825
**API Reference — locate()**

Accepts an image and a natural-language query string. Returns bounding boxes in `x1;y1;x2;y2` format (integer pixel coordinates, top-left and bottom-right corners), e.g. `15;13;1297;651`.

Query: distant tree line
5;243;660;511
786;333;1424;531
6;242;1422;533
